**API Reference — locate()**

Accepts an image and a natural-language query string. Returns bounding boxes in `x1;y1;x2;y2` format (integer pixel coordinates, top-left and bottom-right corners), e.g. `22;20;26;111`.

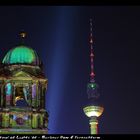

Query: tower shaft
89;117;98;134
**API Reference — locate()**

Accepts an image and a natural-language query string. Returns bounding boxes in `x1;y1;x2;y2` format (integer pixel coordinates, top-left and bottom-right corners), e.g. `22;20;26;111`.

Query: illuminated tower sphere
0;32;48;134
83;19;104;134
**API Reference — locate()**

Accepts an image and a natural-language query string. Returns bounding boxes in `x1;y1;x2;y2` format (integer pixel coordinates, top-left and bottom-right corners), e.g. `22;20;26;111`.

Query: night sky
0;6;140;134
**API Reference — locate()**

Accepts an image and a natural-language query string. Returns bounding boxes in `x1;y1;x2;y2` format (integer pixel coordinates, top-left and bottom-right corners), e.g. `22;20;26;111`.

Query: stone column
2;108;10;128
13;83;16;106
0;83;3;107
31;109;38;129
41;83;46;109
32;83;36;107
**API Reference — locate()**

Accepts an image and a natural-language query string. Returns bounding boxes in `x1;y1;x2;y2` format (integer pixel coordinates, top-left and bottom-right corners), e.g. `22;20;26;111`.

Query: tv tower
83;19;104;134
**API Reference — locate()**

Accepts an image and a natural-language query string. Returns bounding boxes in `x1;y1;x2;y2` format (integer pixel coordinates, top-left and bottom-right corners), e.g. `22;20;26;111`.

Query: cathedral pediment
12;71;32;78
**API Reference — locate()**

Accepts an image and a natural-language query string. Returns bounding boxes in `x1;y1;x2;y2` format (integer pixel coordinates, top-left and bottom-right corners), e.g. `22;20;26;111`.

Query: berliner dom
0;32;48;134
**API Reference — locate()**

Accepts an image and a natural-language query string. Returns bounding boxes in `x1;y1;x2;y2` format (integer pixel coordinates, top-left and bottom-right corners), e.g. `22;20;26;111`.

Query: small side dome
2;45;41;66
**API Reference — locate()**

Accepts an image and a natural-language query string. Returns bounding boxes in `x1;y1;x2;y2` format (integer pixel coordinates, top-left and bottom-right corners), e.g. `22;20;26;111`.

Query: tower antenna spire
89;18;95;82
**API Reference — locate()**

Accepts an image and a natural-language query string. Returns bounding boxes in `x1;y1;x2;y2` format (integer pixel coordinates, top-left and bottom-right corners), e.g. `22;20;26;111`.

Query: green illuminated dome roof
2;45;41;66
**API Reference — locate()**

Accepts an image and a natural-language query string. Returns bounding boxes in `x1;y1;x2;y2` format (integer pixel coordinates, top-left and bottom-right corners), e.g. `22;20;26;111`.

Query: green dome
2;45;41;65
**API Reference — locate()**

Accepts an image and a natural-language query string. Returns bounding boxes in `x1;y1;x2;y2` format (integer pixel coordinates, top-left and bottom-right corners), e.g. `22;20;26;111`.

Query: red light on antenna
90;39;93;44
90;72;95;76
90;53;94;57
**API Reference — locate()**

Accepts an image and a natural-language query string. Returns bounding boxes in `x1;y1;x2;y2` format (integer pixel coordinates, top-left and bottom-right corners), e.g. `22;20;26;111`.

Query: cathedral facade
0;37;48;134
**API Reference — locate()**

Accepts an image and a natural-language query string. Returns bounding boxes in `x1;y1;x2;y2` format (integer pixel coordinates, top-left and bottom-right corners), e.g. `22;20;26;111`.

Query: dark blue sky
0;6;140;134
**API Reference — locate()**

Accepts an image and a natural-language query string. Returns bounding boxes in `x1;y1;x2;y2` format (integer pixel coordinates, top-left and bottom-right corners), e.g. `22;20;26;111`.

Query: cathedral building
0;32;48;134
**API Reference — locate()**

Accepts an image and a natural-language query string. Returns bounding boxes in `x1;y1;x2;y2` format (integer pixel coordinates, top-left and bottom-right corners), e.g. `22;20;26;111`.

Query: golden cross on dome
19;31;27;44
20;31;26;38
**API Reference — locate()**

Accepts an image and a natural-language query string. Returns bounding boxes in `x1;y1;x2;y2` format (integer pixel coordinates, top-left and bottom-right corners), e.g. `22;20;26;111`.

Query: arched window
5;83;12;106
15;86;28;107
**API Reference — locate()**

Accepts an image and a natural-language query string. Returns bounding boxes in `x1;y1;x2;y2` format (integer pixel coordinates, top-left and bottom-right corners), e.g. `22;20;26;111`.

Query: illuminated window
5;83;12;95
15;86;28;107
